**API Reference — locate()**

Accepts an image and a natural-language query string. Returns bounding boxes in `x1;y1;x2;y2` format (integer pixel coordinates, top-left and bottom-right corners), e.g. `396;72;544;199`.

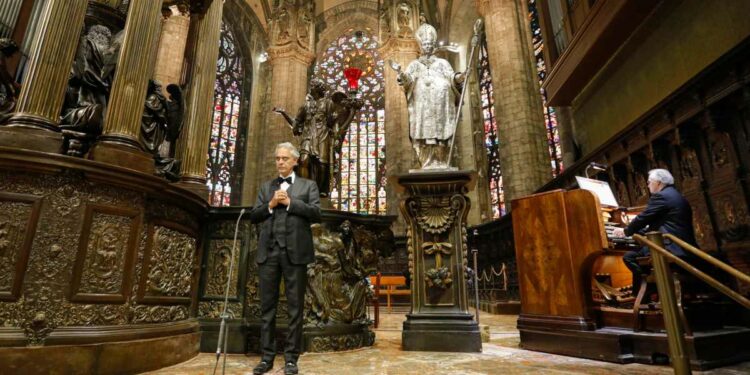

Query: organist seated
612;168;697;295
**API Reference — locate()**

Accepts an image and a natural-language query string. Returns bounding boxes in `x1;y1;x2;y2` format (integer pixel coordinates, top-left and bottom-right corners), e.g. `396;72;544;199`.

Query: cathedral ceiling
243;0;461;37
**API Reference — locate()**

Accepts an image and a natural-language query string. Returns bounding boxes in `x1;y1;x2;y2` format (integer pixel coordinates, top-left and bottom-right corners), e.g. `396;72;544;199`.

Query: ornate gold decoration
0;169;202;347
715;195;749;242
422;241;452;268
204;240;240;298
680;147;700;182
131;305;189;323
307;332;375;352
78;215;130;294
198;301;241;319
145;226;195;298
52;182;82;216
461;226;469;270
413;196;460;234
0;202;31;292
424;267;452;289
634;173;648;203
406;226;415;277
710;138;730;169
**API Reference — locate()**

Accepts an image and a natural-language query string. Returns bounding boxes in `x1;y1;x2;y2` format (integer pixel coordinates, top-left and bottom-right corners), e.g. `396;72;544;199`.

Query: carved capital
163;0;211;15
377;36;419;59
268;1;315;51
267;43;316;67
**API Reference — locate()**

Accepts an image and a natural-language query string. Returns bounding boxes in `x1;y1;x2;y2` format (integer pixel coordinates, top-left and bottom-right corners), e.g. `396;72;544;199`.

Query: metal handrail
663;233;750;285
633;234;750;309
634;233;691;374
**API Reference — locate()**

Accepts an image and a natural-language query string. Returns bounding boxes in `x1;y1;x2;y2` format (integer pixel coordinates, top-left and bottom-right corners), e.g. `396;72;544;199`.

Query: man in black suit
249;142;321;375
613;168;697;294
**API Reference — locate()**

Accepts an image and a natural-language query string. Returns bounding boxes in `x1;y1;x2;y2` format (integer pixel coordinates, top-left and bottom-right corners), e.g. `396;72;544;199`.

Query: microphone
584;162;609;178
590;162;608;171
214;208;246;375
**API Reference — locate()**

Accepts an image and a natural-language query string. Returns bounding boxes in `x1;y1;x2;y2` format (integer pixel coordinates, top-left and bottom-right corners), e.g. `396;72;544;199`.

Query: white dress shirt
269;172;295;213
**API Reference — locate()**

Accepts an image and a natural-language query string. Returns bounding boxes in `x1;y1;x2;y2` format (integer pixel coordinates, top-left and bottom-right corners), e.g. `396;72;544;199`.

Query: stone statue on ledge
273;78;362;197
0;38;19;125
140;80;185;181
390;23;465;170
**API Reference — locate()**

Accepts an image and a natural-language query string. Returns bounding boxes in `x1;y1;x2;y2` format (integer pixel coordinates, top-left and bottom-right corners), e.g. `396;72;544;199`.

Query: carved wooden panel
202;239;242;300
137;221;197;305
710;187;750;244
69;204;141;303
0;192;42;301
198;217;253;319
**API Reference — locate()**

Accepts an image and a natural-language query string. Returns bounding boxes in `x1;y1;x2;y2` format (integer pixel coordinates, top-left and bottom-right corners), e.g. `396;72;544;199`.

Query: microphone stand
213;208;246;375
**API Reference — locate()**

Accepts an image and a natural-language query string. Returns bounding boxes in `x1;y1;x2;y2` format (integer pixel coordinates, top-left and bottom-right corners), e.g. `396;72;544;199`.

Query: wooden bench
369;275;410;312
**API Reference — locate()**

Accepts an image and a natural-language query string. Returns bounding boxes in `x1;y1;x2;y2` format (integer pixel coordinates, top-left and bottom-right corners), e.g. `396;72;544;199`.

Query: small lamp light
344;67;363;93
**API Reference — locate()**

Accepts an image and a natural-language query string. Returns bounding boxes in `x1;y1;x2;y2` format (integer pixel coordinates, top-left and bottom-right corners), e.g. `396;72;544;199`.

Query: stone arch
224;0;268;66
221;0;272;205
315;1;378;56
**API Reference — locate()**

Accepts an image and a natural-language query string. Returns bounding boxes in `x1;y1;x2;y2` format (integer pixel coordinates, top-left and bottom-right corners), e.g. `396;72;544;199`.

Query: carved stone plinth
394;170;481;352
0;125;63;154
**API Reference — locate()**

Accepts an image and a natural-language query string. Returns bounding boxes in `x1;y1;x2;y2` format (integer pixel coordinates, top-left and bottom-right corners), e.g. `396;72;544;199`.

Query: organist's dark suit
249;172;320;366
623;185;697;290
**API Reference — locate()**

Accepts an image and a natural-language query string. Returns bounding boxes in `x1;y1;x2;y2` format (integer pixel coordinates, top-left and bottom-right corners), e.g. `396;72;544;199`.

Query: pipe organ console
512;188;749;369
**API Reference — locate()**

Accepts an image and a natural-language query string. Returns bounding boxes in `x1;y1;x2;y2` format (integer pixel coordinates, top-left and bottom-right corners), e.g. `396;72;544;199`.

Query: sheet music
575;176;619;207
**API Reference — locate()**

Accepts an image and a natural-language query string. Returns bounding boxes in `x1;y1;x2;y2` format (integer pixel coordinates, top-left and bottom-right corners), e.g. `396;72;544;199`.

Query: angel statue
273;78;362;197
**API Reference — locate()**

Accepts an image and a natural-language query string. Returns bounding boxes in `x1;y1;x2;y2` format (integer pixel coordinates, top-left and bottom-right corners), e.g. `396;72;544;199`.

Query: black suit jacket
249;176;321;265
624;185;697;257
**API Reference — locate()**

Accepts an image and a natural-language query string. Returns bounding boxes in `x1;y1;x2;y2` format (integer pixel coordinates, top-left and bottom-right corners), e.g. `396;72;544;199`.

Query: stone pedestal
394;170;481;352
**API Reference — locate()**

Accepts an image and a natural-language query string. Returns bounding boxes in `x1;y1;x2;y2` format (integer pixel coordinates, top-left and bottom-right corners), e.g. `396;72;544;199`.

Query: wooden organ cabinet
512;189;750;370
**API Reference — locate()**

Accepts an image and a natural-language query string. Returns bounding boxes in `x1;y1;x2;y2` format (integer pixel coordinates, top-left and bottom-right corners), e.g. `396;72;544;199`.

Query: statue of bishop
393;23;465;170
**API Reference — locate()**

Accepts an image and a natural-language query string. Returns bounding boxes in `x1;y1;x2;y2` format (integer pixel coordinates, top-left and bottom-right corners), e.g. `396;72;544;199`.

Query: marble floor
147;307;750;375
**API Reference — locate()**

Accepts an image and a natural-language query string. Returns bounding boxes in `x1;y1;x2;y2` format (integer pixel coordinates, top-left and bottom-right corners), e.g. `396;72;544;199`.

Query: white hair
275;142;300;159
648;168;674;185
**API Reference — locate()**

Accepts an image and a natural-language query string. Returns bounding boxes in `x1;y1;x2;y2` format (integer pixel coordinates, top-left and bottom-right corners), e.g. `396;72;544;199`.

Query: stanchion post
472;248;480;324
646;231;692;375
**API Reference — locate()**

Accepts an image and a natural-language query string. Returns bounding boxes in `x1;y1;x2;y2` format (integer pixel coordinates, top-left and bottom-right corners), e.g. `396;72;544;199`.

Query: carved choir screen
478;36;506;218
206;22;248;207
314;29;386;214
528;0;563;177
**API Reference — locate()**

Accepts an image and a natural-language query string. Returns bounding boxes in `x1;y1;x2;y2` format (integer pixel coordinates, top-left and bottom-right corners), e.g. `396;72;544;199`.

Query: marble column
154;6;191;89
174;0;224;198
477;0;551;206
379;37;419;235
556;106;577;168
88;0;165;173
0;0;88;153
258;1;315;181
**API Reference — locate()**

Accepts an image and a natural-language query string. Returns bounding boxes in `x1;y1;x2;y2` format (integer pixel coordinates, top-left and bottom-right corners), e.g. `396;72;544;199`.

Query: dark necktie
277;176;293;184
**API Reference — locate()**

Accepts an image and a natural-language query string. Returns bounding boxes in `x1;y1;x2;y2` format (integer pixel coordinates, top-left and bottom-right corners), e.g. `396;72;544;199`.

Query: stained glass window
206;22;247;206
529;0;564;177
477;36;505;218
313;29;386;215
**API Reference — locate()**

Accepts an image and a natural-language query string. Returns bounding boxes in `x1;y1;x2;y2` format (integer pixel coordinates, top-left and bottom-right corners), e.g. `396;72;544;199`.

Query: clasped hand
269;190;291;209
